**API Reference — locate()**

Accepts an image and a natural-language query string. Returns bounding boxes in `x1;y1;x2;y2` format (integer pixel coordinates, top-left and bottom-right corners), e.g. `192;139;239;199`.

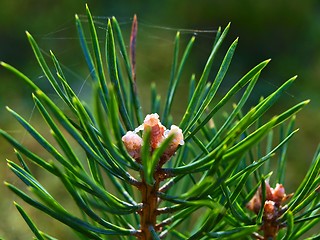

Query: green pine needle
1;4;319;240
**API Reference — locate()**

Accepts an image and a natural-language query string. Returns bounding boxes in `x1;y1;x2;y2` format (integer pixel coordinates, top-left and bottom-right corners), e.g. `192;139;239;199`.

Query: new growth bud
122;113;184;165
143;113;166;149
271;183;286;204
246;181;293;239
163;125;184;158
122;131;143;159
264;200;277;221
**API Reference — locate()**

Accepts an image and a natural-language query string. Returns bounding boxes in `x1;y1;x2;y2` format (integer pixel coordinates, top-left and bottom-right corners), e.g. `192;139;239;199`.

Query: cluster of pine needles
1;4;319;240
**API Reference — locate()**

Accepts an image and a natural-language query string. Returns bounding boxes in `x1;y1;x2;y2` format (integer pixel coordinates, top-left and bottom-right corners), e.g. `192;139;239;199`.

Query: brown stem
138;171;161;240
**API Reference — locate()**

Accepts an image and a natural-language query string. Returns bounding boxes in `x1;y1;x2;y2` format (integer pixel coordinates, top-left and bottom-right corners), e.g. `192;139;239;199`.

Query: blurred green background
0;0;319;239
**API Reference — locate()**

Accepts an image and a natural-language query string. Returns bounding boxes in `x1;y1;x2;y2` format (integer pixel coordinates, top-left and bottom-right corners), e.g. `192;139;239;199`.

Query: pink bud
246;191;262;214
265;182;273;201
264;200;276;221
122;131;142;159
122;114;185;164
163;125;184;158
272;183;286;203
143;113;166;149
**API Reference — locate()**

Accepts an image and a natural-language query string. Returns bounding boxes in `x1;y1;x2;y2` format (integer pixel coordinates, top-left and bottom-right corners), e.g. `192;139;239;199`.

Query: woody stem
138;172;161;240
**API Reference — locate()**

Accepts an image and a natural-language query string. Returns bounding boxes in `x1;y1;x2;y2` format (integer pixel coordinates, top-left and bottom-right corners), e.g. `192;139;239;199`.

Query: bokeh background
0;0;319;239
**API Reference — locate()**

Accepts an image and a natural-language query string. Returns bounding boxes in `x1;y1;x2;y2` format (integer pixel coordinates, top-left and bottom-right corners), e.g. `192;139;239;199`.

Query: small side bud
122;131;142;159
271;183;286;204
246;181;272;214
163;125;184;158
262;201;280;238
246;190;262;214
264;200;277;221
247;181;293;239
265;182;274;201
